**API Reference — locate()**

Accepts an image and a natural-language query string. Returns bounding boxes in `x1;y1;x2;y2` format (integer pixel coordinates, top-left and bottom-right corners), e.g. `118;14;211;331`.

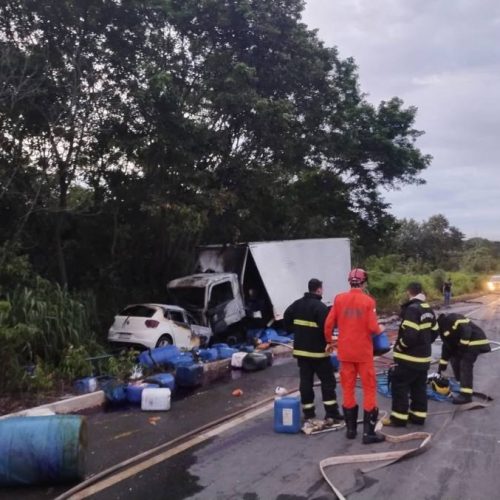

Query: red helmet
348;268;368;285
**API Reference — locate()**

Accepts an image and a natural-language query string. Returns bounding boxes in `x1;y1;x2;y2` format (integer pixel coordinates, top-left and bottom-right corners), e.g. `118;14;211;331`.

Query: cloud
303;0;500;240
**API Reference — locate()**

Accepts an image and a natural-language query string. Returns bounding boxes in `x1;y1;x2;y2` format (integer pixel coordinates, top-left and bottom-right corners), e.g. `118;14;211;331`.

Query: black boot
362;408;385;444
343;405;358;439
325;404;344;422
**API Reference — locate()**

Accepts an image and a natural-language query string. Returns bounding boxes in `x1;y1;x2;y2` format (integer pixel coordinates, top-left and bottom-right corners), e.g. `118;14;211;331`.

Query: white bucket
231;352;248;369
141;387;171;411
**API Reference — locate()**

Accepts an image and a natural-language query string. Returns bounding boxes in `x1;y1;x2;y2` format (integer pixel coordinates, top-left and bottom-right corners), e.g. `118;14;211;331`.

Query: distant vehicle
167;238;351;340
107;303;212;350
486;275;500;293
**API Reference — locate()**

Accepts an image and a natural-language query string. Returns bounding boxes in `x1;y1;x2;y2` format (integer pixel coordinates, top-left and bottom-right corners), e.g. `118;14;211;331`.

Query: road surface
1;295;500;499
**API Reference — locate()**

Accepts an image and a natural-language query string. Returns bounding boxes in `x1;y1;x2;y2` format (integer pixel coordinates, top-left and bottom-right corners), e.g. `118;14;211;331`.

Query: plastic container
175;364;204;387
242;352;268;372
138;345;180;368
330;353;339;371
217;347;238;360
102;379;127;405
259;349;274;367
198;348;218;362
274;397;301;434
170;353;195;368
126;383;159;404
141;388;171;411
144;373;175;392
73;377;97;394
231;352;248;369
373;331;391;355
0;415;87;486
239;345;255;353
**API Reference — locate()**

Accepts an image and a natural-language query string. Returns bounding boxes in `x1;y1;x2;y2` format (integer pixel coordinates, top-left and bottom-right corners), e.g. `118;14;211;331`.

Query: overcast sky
303;0;500;241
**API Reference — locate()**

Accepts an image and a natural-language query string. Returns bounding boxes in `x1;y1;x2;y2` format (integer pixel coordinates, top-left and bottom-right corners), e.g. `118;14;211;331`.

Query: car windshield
168;287;206;309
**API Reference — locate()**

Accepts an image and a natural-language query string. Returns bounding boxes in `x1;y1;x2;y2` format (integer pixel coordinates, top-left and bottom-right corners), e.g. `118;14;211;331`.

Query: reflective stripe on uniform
302;403;315;409
400;339;408;348
439;359;448;365
443;330;450;337
421;303;431;308
468;339;490;346
460;339;470;345
452;318;470;330
432;323;439;331
409;410;427;418
391;411;409;421
293;349;329;358
402;320;434;331
393;352;432;363
323;400;337;406
460;387;473;394
293;319;319;328
402;320;420;330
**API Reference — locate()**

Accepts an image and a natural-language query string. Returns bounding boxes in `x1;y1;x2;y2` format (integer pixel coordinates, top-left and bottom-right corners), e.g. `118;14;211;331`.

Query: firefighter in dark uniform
437;313;491;404
383;282;439;426
284;278;343;425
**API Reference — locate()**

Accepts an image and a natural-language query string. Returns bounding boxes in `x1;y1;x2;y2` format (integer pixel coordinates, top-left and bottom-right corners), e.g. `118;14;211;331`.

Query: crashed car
486;275;500;293
107;303;213;350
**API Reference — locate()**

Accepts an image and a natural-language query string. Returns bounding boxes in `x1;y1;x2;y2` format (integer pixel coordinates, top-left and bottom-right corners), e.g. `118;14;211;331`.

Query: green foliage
59;345;94;381
105;349;140;382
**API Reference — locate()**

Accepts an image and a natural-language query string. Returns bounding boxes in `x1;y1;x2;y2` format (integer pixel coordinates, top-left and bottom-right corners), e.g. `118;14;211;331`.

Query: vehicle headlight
487;282;494;291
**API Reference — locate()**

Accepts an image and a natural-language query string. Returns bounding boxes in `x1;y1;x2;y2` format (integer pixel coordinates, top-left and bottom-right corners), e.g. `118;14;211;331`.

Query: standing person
284;279;343;427
442;278;452;307
324;268;385;444
383;282;439;427
437;313;491;404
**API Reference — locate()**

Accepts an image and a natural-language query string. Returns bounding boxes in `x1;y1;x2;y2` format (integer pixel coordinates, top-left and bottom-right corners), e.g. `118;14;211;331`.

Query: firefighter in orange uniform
324;269;385;444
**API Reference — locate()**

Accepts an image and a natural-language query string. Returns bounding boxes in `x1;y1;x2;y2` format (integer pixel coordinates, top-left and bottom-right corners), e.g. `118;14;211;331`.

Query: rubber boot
343;405;358;439
362;408;385;444
325;404;344;422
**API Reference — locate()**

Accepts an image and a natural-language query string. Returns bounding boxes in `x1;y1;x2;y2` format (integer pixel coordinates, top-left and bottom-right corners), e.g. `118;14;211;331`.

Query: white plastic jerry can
141;387;171;411
231;352;248;369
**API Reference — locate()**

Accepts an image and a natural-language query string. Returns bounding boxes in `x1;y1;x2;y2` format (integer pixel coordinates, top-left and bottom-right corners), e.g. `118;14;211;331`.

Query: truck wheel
156;334;173;348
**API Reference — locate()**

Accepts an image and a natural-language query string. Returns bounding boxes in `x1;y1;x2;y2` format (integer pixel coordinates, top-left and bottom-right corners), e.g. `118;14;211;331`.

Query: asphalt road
2;295;500;500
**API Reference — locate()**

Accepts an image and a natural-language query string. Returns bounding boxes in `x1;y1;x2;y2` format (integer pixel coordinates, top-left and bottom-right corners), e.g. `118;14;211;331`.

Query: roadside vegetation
0;1;499;401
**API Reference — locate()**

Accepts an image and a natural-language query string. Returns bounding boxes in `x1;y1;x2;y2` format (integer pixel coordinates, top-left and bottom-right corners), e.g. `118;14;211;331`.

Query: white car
487;275;500;293
107;303;213;350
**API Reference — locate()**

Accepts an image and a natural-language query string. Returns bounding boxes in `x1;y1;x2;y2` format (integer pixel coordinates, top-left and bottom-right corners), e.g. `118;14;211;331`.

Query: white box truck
167;238;351;340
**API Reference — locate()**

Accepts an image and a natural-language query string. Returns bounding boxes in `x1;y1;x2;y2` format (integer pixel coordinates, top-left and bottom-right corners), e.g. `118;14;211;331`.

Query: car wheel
156;334;174;348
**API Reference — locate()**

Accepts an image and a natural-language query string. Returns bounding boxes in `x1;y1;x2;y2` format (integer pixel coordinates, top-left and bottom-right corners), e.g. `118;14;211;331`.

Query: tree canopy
1;0;431;306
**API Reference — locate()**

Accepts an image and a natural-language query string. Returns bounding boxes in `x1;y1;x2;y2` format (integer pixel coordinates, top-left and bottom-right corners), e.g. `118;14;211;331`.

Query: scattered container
259;349;274;367
141;388;171;411
126;383;159;404
217;346;238;360
0;415;87;486
102;379;127;405
170;352;195;368
138;345;180;368
238;345;255;353
144;373;175;392
231;352;248;369
274;397;301;434
73;377;98;395
175;364;203;387
242;352;268;372
198;348;218;362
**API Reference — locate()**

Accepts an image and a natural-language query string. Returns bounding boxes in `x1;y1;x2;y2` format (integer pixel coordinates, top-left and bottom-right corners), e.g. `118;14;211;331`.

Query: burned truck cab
167;273;246;335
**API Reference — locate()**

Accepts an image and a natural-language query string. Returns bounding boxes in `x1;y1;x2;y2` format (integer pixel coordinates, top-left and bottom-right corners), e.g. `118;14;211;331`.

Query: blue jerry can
274;397;301;434
373;331;391;355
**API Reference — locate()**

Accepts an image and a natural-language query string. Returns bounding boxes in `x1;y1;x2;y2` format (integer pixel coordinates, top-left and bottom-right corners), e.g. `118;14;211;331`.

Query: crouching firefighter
284;279;343;426
324;268;385;444
383;282;438;427
437;313;491;404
